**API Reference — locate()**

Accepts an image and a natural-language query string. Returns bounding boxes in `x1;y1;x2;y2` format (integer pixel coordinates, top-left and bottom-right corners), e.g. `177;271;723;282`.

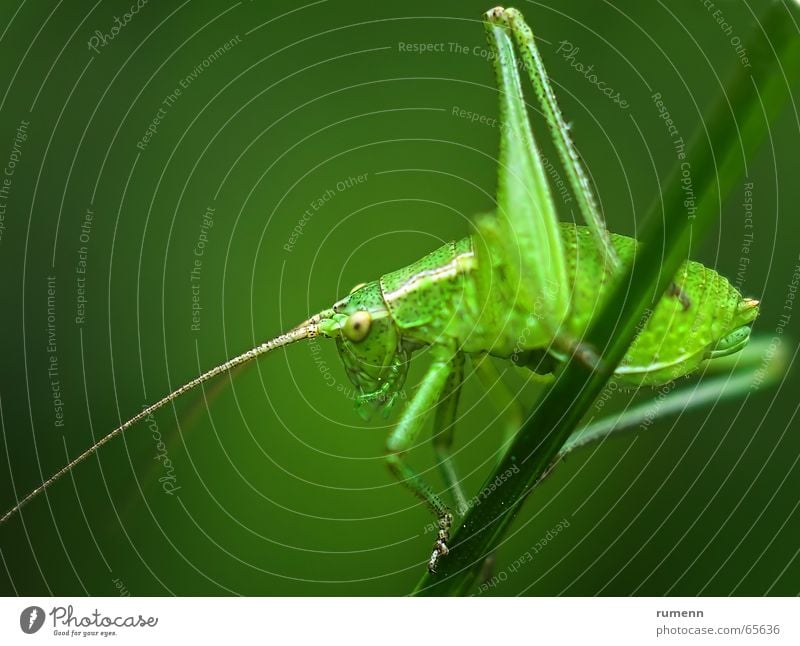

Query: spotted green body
332;222;758;415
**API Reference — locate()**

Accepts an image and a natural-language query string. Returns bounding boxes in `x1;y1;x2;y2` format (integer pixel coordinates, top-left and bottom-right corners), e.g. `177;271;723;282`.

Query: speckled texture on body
362;222;758;386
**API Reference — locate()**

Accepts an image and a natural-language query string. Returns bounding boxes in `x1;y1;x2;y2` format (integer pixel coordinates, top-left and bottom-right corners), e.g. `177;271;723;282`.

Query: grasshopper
1;7;759;574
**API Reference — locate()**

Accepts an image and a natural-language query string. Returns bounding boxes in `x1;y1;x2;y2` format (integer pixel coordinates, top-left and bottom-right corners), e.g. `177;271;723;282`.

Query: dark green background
0;0;797;596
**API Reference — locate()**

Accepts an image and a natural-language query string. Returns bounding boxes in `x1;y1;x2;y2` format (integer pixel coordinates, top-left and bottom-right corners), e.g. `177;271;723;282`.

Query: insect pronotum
1;7;760;574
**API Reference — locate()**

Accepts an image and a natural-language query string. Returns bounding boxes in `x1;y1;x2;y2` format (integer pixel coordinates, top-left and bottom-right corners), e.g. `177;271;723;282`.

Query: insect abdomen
561;223;759;385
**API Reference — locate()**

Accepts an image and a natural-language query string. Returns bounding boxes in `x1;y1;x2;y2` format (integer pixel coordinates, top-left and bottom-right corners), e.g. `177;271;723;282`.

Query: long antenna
1;312;331;525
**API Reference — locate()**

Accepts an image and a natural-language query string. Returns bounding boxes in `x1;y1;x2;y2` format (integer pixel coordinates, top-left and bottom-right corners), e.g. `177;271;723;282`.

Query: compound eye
343;311;371;343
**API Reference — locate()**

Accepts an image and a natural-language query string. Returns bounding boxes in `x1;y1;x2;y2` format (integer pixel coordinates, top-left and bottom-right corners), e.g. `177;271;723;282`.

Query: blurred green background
0;0;798;596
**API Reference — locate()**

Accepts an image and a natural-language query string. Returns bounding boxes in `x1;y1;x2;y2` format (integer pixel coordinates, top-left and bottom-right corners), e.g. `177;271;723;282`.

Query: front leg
431;352;469;516
386;343;458;573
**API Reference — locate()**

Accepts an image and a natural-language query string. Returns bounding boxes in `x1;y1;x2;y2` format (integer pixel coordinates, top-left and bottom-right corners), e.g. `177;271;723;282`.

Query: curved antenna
0;312;332;525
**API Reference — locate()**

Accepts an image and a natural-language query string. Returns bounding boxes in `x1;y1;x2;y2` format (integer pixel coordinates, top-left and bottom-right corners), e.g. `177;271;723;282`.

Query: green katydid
0;7;760;574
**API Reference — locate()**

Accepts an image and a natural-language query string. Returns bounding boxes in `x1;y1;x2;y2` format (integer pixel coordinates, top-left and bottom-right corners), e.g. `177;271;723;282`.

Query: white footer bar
1;597;796;645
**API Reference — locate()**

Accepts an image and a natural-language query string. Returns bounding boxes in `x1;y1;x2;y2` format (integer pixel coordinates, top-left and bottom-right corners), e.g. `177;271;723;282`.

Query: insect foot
428;512;453;574
485;7;508;23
